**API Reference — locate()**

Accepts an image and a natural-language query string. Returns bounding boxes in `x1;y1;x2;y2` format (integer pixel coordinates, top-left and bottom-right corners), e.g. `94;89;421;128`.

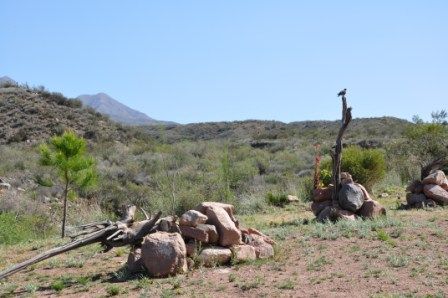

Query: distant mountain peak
77;93;173;126
0;76;17;86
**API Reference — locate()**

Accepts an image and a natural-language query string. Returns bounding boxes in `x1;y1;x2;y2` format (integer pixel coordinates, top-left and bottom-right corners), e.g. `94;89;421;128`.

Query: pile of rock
406;170;448;208
311;172;386;222
127;202;275;277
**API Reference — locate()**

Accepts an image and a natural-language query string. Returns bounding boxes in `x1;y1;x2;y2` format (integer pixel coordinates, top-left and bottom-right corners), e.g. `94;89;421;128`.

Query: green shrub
266;192;288;207
322;146;386;190
0;213;52;245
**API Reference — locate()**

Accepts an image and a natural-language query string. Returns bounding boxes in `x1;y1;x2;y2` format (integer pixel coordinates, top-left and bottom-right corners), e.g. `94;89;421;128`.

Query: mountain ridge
77;93;174;126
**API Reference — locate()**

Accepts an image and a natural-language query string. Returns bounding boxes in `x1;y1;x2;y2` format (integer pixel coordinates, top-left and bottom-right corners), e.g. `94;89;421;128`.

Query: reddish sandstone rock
195;202;237;223
179;225;209;243
196;224;219;244
422;170;447;186
141;232;187;277
355;183;373;201
311;200;332;216
246;228;275;245
423;184;448;205
336;208;356;221
313;186;333;203
185;241;198;257
247;234;274;259
231;245;257;263
198;247;232;267
442;179;448;191
179;210;208;227
357;200;386;219
127;247;144;274
205;206;242;247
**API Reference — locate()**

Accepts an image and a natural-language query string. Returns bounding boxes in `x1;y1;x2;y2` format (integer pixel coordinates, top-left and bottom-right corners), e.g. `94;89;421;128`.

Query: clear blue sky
1;1;447;124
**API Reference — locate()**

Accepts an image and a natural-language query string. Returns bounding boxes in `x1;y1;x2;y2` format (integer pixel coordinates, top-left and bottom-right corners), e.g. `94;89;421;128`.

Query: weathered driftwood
0;205;161;280
330;94;352;208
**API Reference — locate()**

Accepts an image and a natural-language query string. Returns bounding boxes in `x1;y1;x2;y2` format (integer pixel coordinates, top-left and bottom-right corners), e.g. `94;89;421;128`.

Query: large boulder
141;232;188;277
205;206;242;247
195;202;237;223
422;170;447;186
423;184;448;205
198;247;232;267
179;226;209;243
127;247;144;274
231;245;256;263
316;206;332;222
196;224;219;244
179;210;208;227
406;193;427;206
357;200;386;219
312;186;333;203
338;183;364;212
311;200;332;216
336;208;356;221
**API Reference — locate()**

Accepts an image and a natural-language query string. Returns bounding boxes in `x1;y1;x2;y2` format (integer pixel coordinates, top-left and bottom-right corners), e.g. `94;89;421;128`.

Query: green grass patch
0;212;53;245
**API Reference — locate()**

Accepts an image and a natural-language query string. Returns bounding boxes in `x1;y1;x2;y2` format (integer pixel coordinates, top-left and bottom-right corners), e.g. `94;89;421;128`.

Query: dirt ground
1;200;448;297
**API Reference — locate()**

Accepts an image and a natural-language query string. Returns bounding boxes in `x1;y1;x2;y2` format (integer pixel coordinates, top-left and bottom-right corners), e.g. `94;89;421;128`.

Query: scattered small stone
0;182;11;190
287;195;299;203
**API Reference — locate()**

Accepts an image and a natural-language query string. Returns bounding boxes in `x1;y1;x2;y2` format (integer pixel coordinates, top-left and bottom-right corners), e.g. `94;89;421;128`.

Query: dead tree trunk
0;206;161;280
421;157;448;180
330;95;352;208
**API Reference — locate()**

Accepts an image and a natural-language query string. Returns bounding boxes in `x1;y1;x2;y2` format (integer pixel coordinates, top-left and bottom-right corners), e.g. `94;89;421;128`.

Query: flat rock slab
180;225;209;243
231;244;256;263
198;247;232;267
179;210;208;227
423;184;448;205
422;170;447;186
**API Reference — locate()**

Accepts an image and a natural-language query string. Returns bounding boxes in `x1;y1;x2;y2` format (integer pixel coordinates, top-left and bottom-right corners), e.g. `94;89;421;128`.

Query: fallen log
0;205;162;280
